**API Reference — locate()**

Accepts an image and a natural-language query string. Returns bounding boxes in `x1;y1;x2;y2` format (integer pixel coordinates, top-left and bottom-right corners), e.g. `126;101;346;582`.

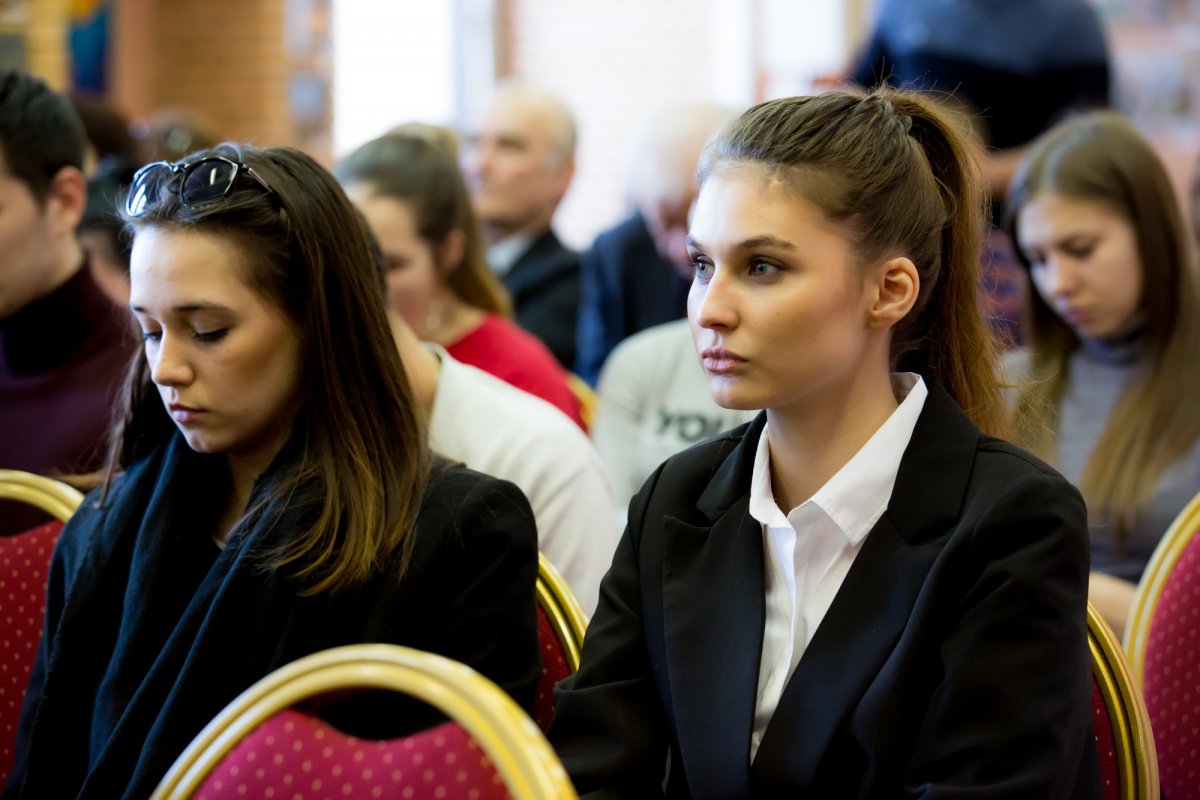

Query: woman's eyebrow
685;234;797;251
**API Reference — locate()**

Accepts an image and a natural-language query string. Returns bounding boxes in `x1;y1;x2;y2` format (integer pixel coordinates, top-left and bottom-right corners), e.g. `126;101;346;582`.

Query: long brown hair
112;143;430;594
700;88;1006;436
334;128;512;316
1005;111;1200;544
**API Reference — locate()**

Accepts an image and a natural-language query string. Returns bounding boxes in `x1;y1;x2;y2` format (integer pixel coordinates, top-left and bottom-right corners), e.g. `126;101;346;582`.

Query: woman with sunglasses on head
548;89;1099;797
335;127;584;428
1004;112;1200;637
4;145;542;799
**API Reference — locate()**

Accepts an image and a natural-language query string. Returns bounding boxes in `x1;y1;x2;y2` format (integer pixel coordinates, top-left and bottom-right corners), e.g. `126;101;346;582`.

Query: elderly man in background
464;81;580;369
574;101;735;385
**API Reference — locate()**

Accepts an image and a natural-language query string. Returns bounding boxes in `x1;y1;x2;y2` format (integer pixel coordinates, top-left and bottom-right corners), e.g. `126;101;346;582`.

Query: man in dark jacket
464;81;580;369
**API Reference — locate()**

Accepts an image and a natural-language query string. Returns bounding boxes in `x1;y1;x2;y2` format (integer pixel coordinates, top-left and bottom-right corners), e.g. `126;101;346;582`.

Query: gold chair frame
1124;489;1200;684
536;553;588;670
151;643;578;800
0;470;84;523
1087;601;1159;800
566;374;597;431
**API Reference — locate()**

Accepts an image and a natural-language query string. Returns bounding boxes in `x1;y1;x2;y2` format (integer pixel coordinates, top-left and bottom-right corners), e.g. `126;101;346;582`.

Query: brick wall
113;0;291;148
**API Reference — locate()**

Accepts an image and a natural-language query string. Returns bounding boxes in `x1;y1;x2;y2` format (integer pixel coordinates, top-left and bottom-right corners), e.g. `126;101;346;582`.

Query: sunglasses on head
125;155;276;217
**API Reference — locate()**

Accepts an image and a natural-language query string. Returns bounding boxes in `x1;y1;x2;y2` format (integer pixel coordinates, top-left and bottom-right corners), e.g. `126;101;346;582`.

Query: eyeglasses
125;156;276;217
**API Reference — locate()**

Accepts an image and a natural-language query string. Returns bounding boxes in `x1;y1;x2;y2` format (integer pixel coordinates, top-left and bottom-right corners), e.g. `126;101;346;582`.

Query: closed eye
194;329;228;343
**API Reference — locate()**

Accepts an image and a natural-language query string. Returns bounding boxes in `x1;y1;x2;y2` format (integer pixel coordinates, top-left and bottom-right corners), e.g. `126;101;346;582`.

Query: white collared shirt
486;232;534;276
747;373;928;760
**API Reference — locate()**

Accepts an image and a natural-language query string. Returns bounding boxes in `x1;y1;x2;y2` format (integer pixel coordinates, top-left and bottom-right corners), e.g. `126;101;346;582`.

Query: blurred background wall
2;0;1196;248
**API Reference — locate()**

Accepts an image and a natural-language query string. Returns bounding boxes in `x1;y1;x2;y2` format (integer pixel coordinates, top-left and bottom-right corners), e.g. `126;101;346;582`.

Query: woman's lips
168;403;206;423
700;348;747;375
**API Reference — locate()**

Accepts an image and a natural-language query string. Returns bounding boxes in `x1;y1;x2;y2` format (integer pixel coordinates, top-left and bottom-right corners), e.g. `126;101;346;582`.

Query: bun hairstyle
700;88;1005;435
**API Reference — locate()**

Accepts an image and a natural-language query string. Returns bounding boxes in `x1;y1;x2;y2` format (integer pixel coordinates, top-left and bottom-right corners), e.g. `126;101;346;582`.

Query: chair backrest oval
1123;489;1200;800
533;554;588;731
0;470;85;523
151;643;578;800
1087;602;1159;800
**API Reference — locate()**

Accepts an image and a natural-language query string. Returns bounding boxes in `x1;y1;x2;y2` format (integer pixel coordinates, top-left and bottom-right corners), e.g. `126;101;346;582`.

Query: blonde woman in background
1004;111;1200;636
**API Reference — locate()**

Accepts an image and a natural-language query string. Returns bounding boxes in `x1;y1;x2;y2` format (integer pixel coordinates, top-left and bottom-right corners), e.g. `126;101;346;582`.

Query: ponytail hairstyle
1005;111;1200;545
113;143;431;595
700;88;1006;436
334;127;512;316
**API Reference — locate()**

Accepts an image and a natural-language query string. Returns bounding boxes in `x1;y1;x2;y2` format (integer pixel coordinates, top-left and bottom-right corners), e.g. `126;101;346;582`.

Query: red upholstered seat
1088;602;1159;799
0;521;64;785
1140;528;1200;799
533;606;572;732
193;710;509;800
153;644;577;799
531;555;587;734
1091;681;1121;800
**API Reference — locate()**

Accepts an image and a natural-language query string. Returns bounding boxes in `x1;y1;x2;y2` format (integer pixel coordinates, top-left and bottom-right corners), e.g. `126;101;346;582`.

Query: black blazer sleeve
901;452;1092;796
548;463;672;798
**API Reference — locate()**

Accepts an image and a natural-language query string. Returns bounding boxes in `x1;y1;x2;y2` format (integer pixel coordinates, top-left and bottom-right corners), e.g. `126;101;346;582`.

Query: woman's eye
1064;245;1094;260
748;259;780;277
386;256;409;273
691;258;713;280
194;329;228;343
140;329;161;343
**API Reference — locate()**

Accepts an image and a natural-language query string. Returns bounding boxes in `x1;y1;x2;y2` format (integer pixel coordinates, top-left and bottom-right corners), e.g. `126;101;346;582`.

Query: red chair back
0;521;64;784
1140;528;1200;800
193;709;509;800
1088;602;1159;800
1090;681;1121;800
534;605;572;731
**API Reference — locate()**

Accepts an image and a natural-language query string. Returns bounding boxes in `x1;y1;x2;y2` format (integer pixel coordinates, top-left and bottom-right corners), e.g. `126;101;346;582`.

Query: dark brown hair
1005;111;1200;543
700;88;1006;435
335;128;512;316
112;143;430;594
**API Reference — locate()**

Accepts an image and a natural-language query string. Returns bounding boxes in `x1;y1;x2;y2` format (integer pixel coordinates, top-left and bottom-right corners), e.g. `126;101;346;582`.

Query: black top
502;229;581;370
574;212;691;386
549;380;1100;798
5;433;541;799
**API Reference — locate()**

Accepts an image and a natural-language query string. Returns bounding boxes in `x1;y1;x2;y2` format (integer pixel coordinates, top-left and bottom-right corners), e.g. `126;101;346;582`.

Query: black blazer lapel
750;381;980;789
661;416;766;797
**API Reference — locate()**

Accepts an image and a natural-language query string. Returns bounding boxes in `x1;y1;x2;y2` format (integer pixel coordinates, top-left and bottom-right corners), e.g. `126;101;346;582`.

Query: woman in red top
336;126;583;427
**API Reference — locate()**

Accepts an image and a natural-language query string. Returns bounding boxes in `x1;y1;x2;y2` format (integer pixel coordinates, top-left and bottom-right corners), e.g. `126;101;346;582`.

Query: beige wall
112;0;291;148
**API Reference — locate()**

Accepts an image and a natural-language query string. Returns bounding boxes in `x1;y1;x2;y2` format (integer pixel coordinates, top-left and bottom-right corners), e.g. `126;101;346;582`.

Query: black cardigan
5;434;541;799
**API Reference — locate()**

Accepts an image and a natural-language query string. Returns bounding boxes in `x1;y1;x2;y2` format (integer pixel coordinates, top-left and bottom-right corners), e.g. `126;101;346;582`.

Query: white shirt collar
747;373;928;545
486;232;535;276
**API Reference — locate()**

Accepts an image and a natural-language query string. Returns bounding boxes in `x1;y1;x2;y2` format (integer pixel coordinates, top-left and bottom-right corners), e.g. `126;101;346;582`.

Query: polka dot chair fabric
0;521;63;785
193;710;510;800
1090;681;1121;800
533;607;571;733
1141;528;1200;799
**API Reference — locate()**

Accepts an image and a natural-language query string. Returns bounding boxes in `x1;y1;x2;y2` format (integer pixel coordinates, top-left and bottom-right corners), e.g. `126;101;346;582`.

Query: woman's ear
868;256;920;329
436;229;466;276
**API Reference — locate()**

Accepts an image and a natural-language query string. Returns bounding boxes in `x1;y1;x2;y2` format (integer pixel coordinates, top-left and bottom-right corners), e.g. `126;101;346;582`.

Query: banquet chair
533;553;588;731
0;470;84;784
1123;489;1200;800
1087;601;1158;800
151;643;578;800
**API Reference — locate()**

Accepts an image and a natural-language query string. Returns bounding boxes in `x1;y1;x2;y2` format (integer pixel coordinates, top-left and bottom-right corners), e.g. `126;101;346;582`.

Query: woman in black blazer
548;89;1098;798
5;145;541;799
